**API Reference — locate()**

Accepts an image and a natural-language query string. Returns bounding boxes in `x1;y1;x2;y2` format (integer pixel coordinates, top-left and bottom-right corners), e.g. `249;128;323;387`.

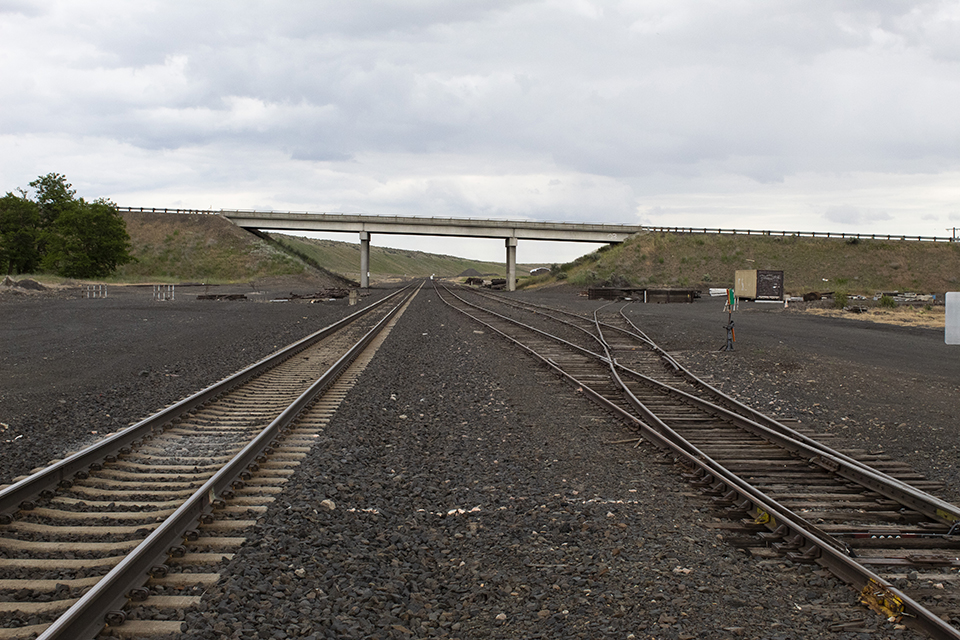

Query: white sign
947;292;960;345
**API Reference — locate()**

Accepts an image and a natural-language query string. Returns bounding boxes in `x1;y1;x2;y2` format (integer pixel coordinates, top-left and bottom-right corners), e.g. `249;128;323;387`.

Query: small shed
735;270;784;301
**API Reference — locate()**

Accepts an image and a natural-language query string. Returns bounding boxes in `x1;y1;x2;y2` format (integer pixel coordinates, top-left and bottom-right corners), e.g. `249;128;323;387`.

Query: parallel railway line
3;279;957;638
437;283;960;639
0;284;419;639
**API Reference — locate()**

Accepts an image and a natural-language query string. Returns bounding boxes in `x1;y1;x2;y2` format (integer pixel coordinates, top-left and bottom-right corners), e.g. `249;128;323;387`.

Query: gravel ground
3;283;958;639
0;282;390;484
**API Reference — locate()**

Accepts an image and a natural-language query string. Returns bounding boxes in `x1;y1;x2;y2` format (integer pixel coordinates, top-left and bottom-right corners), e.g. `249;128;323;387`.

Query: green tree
41;197;134;278
1;173;135;278
0;191;42;275
30;172;77;227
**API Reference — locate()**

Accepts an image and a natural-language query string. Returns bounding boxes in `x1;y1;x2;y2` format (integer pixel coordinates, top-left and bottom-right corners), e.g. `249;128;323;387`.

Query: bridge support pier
360;231;370;289
505;238;517;292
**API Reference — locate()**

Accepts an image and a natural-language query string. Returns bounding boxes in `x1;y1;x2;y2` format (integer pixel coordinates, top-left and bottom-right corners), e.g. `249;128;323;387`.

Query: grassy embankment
521;232;960;297
108;211;305;283
110;211;512;283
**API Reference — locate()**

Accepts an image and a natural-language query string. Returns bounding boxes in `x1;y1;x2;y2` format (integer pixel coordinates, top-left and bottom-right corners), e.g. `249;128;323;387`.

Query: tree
0;191;42;275
30;172;77;227
41;196;134;278
1;173;135;278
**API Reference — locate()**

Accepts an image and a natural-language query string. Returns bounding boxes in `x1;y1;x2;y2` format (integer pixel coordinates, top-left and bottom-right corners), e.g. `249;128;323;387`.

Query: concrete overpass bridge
117;208;643;289
218;210;643;290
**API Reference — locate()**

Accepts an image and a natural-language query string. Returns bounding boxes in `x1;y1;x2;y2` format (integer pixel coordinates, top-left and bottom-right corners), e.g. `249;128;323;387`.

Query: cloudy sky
2;1;959;262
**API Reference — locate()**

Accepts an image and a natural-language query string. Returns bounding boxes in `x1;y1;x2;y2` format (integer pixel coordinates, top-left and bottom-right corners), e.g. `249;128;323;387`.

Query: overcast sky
2;1;959;262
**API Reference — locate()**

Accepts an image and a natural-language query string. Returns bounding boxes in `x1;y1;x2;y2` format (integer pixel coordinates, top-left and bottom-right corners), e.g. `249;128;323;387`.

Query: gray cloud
824;205;893;226
2;0;959;259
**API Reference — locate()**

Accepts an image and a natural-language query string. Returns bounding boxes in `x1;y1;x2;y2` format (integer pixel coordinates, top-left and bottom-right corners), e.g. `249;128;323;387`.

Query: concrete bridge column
505;237;517;292
360;231;370;289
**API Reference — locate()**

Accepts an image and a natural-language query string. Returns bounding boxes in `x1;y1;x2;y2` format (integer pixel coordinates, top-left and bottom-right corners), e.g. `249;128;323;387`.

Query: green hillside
113;211;306;282
530;232;960;296
110;211;527;283
267;233;513;279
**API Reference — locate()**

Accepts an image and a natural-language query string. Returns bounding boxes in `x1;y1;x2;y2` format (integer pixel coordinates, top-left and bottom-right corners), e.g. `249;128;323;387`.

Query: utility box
735;269;784;301
947;292;960;345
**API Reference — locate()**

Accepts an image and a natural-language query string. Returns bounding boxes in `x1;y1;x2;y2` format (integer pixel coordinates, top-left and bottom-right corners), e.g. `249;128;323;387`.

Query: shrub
833;292;848;309
878;295;897;308
569;270;598;286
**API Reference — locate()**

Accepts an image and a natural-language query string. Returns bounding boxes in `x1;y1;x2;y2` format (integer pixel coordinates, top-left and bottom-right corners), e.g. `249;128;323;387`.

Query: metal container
734;269;784;301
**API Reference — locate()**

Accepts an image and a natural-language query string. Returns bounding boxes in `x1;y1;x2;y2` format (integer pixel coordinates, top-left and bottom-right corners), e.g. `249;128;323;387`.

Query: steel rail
615;359;960;527
601;349;960;640
0;287;408;523
459;289;960;528
438;283;960;639
458;287;960;531
439;286;613;365
458;286;669;361
588;311;960;639
34;284;419;640
611;306;960;527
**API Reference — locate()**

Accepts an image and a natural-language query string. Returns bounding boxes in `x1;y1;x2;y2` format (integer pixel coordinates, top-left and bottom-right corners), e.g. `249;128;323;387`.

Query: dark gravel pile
179;288;922;640
4;284;956;638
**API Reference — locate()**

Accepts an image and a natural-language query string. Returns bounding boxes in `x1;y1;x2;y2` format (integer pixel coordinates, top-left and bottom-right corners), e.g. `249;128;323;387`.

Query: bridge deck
221;210;639;243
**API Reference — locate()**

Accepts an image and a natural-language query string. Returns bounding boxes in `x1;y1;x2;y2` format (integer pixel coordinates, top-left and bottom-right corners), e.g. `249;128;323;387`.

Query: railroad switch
722;288;737;351
723;319;735;351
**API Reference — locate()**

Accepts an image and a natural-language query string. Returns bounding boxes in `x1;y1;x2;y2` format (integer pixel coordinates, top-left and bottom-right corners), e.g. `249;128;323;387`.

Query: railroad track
0;284;420;639
437;283;960;639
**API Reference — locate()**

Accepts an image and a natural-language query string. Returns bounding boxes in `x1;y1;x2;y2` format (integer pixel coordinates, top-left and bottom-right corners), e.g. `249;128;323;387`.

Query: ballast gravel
0;288;390;485
179;288;928;640
3;283;955;639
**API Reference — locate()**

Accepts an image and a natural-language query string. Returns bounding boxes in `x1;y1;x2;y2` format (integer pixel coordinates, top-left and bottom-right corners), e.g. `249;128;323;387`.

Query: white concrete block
947;292;960;345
